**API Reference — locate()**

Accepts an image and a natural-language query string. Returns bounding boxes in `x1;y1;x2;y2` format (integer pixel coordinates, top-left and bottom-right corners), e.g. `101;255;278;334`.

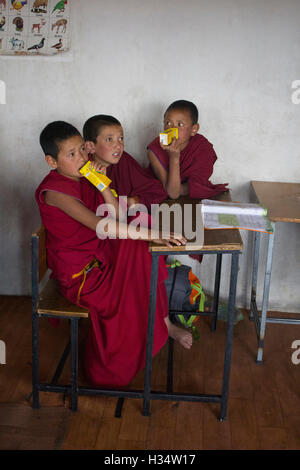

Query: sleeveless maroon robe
147;134;228;199
35;170;168;387
147;134;229;263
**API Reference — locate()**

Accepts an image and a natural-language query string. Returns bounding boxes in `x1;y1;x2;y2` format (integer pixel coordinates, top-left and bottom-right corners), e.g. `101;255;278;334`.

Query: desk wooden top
251;181;300;223
149;192;243;253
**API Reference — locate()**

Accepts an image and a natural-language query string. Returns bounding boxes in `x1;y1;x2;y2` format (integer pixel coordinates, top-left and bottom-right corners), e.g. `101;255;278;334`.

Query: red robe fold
106;151;168;208
147;134;228;199
35;170;169;388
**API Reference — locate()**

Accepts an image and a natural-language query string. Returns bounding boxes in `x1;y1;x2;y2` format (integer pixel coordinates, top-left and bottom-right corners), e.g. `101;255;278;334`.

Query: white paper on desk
201;199;273;233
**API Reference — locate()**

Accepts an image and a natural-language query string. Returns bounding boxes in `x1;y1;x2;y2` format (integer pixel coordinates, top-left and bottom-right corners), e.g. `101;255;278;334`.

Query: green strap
191;282;205;312
168;259;182;269
176;282;205;327
177;313;197;327
191;325;200;341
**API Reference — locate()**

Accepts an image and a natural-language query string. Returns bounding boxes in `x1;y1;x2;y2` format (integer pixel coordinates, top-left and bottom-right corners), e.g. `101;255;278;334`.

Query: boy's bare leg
164;316;193;349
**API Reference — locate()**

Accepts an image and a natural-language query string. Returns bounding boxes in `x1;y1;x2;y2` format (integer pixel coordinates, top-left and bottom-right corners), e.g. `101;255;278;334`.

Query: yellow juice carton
79;161;117;195
159;128;178;145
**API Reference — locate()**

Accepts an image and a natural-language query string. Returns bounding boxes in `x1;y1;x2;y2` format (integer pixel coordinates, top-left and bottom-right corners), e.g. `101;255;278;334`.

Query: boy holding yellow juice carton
147;99;228;200
83;115;168;209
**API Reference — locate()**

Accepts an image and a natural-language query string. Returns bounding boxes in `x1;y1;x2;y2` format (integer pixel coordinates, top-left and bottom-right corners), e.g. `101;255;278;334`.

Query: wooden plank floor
0;295;299;450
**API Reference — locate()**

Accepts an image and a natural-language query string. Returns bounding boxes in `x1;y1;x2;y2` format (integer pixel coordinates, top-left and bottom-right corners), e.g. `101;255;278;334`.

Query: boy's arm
180;182;189;196
147;150;168;188
44;190;186;247
45;190;103;231
148;149;187;199
89;161;125;219
101;184;125;219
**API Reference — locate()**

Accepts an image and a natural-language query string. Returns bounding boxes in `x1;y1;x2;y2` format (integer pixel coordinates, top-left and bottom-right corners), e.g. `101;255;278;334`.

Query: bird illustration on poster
52;0;67;14
10;1;27;11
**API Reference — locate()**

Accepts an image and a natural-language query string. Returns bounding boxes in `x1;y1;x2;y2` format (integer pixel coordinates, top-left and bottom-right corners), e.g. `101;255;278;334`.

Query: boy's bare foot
164;317;193;350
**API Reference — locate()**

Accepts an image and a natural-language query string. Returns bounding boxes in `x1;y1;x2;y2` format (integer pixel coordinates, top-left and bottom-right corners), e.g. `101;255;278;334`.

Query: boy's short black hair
164;100;199;125
40;121;81;160
83;115;121;143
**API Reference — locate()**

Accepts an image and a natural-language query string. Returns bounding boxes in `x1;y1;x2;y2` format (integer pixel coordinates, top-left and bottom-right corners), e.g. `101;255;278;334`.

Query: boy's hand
127;195;140;208
152;231;187;248
90;161;107;175
160;136;181;158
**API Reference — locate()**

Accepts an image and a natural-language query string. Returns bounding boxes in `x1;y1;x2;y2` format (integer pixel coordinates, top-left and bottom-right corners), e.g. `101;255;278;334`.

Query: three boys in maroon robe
35;101;228;387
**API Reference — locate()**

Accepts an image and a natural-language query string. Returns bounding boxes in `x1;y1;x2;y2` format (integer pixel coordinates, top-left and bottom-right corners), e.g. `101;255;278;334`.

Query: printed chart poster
0;0;71;55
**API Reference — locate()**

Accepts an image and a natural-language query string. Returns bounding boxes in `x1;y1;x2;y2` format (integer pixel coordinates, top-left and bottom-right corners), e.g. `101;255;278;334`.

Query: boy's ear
84;140;95;154
191;123;199;136
45;154;57;169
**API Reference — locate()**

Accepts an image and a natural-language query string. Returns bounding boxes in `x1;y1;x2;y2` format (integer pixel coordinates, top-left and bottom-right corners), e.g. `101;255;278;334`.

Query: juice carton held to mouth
159;128;178;146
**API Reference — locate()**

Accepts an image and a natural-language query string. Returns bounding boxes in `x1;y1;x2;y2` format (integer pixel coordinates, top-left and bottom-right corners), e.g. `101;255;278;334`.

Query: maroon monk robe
147;134;229;264
105;151;168;208
35;170;169;388
147;134;228;199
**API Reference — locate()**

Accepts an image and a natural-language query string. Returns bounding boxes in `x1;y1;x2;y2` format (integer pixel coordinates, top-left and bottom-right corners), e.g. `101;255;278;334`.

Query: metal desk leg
32;312;40;409
256;223;275;363
143;253;160;416
250;231;261;320
211;253;222;331
70;318;79;411
219;252;239;421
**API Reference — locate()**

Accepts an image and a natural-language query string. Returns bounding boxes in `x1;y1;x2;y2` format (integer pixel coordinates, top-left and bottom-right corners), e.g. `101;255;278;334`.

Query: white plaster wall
0;0;300;313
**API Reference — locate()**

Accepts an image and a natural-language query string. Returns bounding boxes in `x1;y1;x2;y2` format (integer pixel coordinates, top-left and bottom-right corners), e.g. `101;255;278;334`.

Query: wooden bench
31;225;89;411
30;225;152;418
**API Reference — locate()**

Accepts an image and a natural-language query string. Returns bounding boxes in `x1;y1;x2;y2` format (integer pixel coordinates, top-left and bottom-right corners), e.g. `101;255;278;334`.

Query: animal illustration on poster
0;0;70;55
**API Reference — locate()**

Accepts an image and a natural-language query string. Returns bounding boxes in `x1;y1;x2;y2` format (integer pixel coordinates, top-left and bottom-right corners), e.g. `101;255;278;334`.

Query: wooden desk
143;195;243;421
250;181;300;363
251;181;300;223
150;192;243;253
